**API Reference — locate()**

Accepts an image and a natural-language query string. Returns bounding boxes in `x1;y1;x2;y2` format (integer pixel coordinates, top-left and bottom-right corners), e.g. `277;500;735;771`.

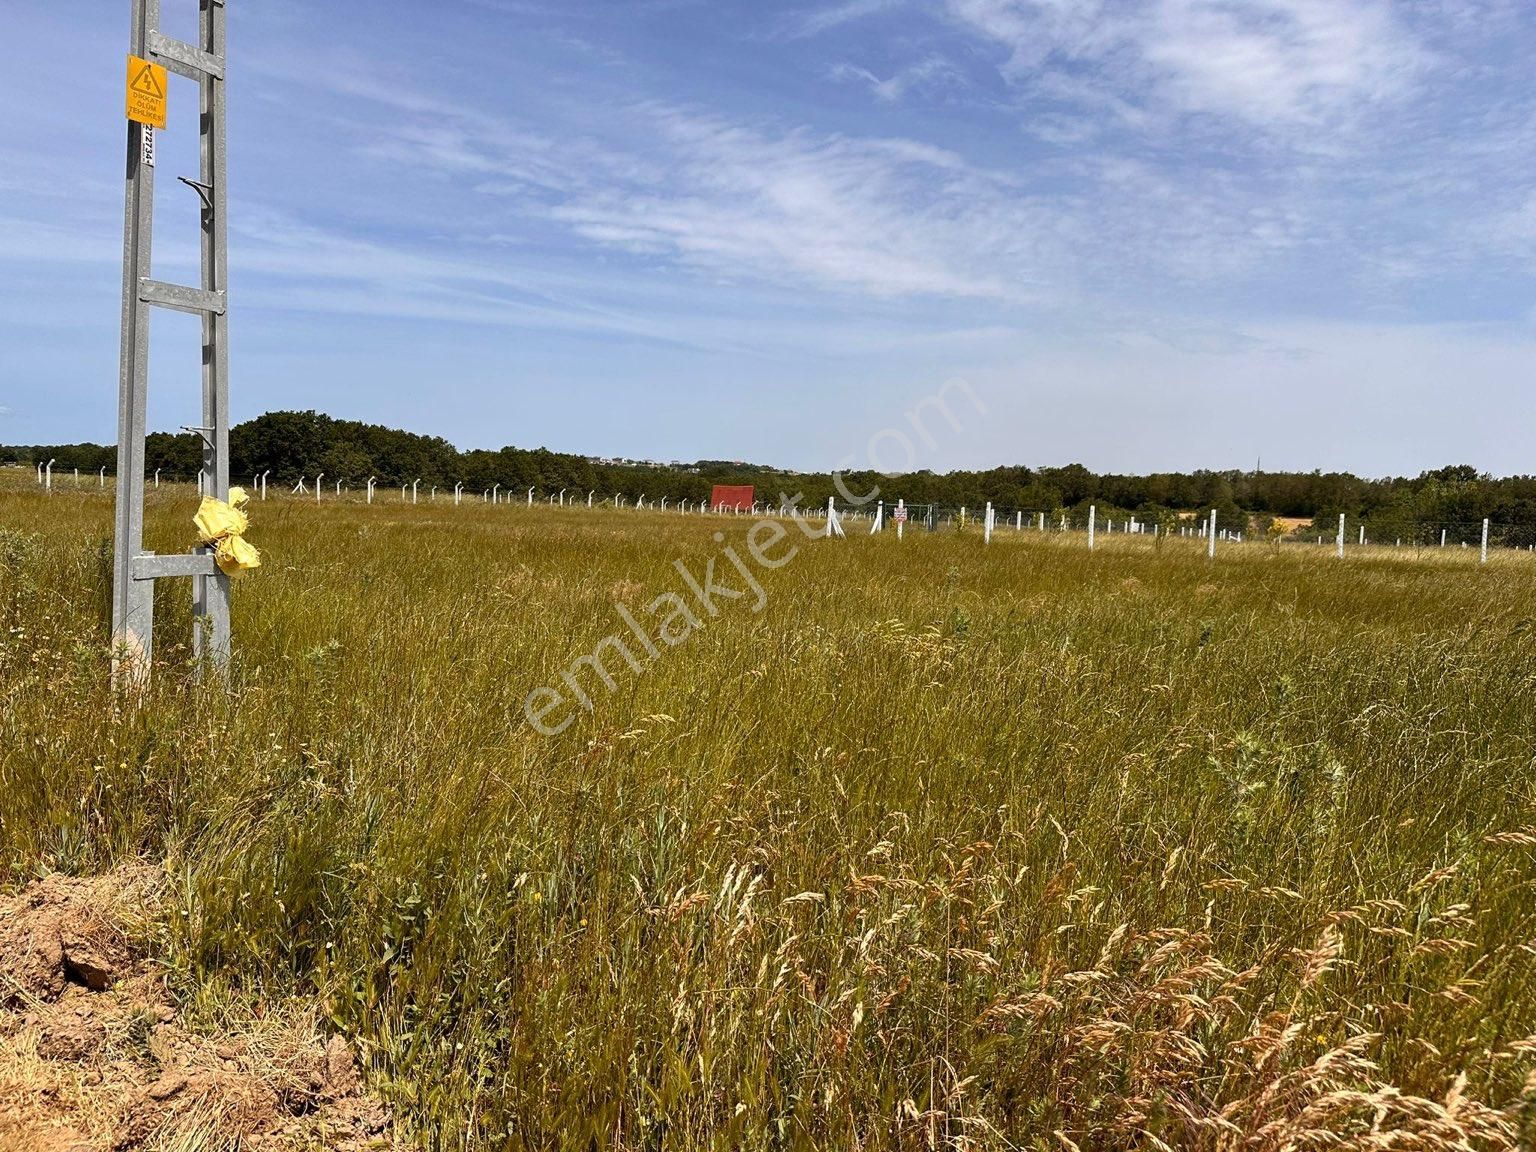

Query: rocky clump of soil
0;866;394;1151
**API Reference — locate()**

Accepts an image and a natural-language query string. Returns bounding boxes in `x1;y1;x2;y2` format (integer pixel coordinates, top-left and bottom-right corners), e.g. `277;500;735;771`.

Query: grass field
4;481;1536;1149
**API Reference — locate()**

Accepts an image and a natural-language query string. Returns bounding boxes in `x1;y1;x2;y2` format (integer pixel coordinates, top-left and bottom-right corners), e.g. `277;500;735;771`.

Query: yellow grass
3;480;1536;1148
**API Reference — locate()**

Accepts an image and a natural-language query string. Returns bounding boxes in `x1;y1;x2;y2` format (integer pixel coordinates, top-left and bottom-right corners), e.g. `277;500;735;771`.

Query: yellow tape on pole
194;488;262;576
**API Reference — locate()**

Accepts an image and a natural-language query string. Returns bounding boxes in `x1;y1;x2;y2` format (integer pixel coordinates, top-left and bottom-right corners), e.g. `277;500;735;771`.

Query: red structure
711;484;754;512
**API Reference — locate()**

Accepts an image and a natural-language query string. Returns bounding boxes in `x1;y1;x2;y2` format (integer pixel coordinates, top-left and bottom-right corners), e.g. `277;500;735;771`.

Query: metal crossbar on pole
112;0;232;686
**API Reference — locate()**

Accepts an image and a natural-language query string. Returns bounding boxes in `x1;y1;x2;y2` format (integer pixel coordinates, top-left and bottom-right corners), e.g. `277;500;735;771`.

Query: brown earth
0;866;396;1151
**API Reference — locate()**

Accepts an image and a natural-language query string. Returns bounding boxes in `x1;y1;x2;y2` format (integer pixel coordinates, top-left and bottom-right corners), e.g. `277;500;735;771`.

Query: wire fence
858;502;1536;556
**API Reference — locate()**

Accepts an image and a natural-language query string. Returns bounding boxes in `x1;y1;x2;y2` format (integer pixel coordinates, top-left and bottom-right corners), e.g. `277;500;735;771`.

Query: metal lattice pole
112;0;232;686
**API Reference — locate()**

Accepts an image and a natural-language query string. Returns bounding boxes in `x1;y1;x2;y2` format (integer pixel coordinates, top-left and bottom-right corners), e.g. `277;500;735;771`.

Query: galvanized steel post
113;0;232;686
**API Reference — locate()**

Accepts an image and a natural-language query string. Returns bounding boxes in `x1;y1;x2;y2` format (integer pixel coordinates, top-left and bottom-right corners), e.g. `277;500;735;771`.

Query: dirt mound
0;869;148;1009
0;866;395;1151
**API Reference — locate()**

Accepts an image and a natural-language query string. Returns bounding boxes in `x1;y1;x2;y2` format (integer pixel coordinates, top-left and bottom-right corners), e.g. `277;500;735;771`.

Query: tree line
6;410;1535;545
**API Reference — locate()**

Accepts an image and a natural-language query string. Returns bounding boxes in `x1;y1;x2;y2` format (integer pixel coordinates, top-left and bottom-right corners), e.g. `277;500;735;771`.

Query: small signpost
112;0;232;686
894;499;907;540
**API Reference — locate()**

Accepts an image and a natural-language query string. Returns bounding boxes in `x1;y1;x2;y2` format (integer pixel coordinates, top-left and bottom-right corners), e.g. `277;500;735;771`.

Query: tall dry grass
3;479;1536;1148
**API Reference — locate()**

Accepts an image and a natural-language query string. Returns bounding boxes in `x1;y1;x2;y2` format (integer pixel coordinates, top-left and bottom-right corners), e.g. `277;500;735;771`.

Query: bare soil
0;867;395;1151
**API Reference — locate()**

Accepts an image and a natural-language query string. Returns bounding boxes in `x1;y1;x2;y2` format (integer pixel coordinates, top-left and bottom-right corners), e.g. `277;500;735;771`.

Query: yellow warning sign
126;55;167;130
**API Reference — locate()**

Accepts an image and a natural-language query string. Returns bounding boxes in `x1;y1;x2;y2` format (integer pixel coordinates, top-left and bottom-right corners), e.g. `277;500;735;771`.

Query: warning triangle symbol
131;63;164;99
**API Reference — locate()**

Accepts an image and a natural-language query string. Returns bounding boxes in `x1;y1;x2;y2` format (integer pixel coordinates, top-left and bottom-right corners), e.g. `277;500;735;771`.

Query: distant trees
6;413;1536;538
2;441;116;474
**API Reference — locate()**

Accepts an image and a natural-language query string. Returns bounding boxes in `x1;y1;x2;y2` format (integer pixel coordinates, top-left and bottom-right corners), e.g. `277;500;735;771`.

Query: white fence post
826;496;846;538
1208;509;1218;559
1337;513;1345;559
1088;505;1096;550
1481;518;1490;564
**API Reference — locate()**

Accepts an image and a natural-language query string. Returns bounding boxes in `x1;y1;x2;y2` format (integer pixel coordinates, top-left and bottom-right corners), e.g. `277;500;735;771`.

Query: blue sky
3;0;1535;475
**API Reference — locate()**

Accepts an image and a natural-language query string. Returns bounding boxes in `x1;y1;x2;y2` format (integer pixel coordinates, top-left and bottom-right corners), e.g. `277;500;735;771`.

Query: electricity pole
112;0;232;685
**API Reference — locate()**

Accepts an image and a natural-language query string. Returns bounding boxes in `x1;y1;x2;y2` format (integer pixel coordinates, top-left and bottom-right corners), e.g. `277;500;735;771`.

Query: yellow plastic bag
194;497;249;544
193;494;261;576
213;533;261;576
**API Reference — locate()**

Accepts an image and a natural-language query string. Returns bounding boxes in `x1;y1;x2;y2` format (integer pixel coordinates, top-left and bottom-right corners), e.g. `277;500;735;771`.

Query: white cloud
1143;0;1426;127
85;14;1525;342
830;57;958;102
280;62;1340;308
946;0;1430;136
782;0;906;39
545;108;1038;298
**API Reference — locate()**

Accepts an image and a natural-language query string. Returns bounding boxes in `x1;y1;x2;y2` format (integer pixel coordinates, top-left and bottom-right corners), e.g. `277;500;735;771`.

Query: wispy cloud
257;59;1379;315
830;57;958;102
541;107;1053;299
945;0;1430;138
7;0;1536;471
1142;0;1427;128
283;61;1054;301
781;0;906;39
